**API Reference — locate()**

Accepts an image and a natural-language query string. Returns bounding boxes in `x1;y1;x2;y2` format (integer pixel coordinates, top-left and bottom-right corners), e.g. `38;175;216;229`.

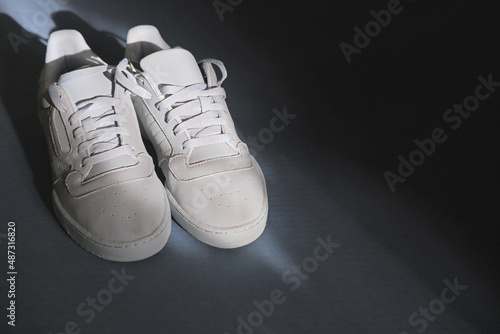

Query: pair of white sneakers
38;25;268;261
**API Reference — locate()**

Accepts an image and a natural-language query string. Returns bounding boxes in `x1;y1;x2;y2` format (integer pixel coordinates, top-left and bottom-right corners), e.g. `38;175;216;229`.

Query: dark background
1;0;499;333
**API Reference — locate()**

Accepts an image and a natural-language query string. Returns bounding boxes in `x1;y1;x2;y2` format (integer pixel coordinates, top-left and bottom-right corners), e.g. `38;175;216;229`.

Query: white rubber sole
52;189;171;262
166;188;267;249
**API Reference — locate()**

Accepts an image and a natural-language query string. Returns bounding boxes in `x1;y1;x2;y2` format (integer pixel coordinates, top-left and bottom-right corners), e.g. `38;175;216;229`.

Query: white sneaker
124;25;268;248
38;30;171;261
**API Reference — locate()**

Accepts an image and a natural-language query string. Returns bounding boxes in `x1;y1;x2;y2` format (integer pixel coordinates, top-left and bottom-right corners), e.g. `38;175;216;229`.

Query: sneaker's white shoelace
48;59;150;167
155;59;234;150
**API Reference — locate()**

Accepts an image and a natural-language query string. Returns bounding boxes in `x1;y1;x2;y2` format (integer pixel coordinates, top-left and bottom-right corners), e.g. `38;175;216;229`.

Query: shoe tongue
58;65;112;103
139;48;204;87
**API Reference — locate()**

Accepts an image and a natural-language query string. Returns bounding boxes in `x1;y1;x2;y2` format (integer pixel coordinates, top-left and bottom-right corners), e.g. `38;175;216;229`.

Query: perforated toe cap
56;175;168;246
170;163;267;232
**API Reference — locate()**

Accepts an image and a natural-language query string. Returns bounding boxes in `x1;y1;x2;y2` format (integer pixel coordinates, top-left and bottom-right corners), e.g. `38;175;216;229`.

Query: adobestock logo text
48;268;135;334
339;0;409;64
384;73;499;192
399;277;467;334
224;235;341;334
